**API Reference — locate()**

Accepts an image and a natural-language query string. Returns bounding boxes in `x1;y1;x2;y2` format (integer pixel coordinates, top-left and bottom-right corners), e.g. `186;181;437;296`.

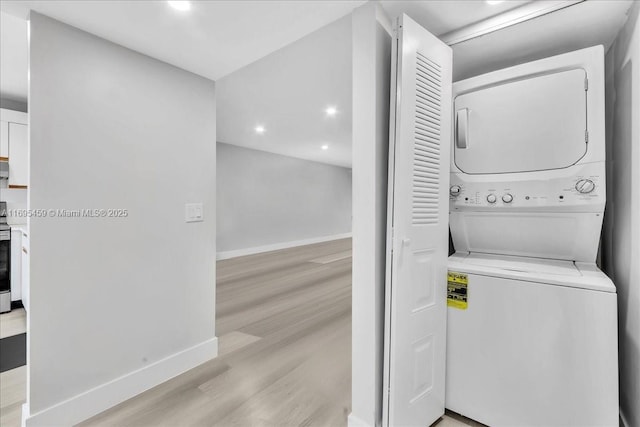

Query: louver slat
412;51;442;225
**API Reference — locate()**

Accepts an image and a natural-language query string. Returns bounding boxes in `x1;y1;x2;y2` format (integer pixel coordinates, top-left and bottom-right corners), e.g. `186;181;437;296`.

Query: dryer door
454;68;587;174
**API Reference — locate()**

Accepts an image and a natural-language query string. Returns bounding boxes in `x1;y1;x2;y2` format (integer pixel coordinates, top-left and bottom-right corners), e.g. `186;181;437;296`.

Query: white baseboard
21;403;28;427
348;413;374;427
24;337;218;426
216;232;352;260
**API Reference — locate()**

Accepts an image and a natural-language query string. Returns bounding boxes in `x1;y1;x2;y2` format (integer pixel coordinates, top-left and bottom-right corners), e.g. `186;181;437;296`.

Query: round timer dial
575;179;595;194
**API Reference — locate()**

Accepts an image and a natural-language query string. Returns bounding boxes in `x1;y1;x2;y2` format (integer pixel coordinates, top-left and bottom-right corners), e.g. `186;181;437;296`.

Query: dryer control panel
449;162;606;213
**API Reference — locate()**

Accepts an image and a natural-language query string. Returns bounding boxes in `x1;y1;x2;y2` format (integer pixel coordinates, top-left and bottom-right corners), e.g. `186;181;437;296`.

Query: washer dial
575;179;595;194
450;185;462;196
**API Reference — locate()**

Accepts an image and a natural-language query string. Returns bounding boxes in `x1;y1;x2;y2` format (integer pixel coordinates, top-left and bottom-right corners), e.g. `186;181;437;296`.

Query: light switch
185;203;204;223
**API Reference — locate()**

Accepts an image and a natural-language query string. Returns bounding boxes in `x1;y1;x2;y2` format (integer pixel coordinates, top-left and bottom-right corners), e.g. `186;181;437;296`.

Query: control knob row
487;193;513;204
452;180;595;201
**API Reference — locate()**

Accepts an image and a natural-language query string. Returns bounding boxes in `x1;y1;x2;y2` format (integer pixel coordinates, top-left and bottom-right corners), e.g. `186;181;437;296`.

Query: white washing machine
446;254;618;426
446;46;619;426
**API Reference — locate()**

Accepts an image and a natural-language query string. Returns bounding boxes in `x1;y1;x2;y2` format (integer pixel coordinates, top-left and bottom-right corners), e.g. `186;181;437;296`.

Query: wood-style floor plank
309;250;352;264
0;366;27;427
217;331;262;357
0;308;26;339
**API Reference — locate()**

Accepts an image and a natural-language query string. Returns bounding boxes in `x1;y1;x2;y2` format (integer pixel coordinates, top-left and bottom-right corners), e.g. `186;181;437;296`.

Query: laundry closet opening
443;4;637;425
352;1;639;427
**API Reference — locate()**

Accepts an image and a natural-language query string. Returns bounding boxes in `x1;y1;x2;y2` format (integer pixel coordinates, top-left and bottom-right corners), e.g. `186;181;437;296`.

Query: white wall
216;142;351;256
603;3;640;427
27;13;217;425
350;3;391;427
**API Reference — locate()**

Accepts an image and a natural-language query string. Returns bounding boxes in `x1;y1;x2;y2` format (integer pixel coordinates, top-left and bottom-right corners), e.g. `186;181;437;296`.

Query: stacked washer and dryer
445;46;619;426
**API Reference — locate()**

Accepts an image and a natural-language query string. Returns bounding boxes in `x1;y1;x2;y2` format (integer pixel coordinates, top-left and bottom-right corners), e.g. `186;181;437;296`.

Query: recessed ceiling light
486;0;505;4
255;125;265;134
325;106;338;117
168;1;191;11
321;144;329;150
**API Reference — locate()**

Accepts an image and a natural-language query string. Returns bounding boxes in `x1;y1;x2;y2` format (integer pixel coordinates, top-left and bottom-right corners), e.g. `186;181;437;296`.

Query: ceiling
0;0;634;168
0;0;367;103
0;0;540;101
216;15;352;168
0;0;537;105
451;0;633;81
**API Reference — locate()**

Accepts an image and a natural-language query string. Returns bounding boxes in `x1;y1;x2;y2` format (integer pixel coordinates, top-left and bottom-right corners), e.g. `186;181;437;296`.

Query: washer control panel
449;164;606;212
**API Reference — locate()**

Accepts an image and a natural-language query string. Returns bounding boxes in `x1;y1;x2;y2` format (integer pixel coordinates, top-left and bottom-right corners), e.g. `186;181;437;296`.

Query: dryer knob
450;185;462;196
487;194;497;204
576;179;595;194
502;193;514;203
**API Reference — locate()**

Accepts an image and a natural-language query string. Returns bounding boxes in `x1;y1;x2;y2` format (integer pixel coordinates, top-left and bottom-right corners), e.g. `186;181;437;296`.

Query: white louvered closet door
383;14;452;427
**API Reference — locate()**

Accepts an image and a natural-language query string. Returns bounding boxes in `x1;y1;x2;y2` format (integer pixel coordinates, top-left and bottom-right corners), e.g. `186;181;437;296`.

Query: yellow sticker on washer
447;271;468;310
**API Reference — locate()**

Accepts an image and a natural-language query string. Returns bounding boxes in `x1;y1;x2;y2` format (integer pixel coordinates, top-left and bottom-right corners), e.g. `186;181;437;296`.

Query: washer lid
454;68;588;174
448;252;616;293
461;253;581;276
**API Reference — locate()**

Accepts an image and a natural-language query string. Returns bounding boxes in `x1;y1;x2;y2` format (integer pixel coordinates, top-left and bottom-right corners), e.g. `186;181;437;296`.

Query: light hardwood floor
81;238;353;426
2;239;475;427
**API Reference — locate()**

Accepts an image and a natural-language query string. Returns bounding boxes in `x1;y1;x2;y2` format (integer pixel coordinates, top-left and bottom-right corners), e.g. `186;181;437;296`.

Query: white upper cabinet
454;68;588;174
8;122;28;188
0;121;8;159
0;108;28;188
